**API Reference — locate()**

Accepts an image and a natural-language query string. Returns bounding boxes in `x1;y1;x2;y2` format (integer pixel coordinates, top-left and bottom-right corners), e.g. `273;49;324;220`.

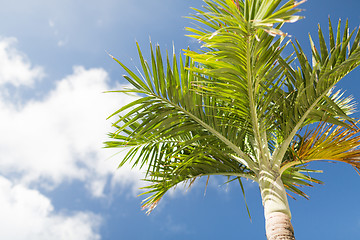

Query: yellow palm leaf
281;121;360;174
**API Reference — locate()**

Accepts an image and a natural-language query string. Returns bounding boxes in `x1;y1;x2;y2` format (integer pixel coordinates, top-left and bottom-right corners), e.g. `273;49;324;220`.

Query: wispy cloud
48;20;55;28
0;37;44;87
161;215;189;234
57;38;69;47
48;19;69;47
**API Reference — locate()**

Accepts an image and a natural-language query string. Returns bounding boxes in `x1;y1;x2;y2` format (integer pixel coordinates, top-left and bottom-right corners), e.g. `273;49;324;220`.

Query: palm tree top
105;0;360;214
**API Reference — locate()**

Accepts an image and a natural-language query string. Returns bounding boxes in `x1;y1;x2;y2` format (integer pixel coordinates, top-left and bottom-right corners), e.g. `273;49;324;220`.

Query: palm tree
105;0;360;239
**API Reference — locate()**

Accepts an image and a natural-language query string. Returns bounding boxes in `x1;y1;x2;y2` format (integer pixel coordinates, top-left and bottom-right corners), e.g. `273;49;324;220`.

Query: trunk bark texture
259;169;296;240
265;212;295;240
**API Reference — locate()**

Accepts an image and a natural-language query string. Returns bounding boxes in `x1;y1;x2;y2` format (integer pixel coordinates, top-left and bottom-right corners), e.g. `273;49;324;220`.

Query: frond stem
146;90;259;172
273;85;339;171
246;30;268;169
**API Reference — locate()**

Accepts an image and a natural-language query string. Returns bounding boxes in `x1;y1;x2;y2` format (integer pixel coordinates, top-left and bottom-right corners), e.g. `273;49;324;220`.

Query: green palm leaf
105;42;257;211
272;19;360;167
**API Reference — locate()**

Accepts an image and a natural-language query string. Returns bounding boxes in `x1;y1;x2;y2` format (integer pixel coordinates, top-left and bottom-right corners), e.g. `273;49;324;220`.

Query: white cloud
0;175;101;240
0;37;44;87
0;65;146;195
0;36;146;197
0;36;151;239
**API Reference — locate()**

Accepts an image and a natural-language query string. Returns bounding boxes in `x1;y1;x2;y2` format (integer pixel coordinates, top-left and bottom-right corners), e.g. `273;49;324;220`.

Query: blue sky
0;0;359;239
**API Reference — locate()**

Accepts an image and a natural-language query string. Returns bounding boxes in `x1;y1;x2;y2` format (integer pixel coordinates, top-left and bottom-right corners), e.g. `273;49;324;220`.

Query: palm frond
281;165;323;200
185;0;306;164
281;121;360;174
273;120;360;199
272;19;360;167
139;143;256;213
106;42;258;212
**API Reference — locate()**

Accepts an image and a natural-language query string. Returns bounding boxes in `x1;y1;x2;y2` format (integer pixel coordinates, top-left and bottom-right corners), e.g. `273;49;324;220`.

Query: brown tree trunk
265;211;295;240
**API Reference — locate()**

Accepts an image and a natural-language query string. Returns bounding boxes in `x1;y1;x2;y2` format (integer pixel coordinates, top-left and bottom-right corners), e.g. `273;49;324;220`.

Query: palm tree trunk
259;169;295;240
265;212;295;240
